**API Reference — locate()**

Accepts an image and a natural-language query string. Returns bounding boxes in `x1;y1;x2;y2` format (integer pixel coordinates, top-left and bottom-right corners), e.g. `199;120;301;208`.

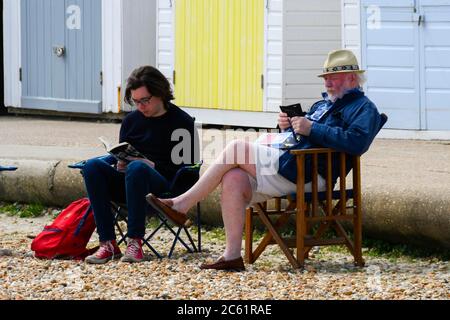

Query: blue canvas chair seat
245;114;388;269
69;156;203;259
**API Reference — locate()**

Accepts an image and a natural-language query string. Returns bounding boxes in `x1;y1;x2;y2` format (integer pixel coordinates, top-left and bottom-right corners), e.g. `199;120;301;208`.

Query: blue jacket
278;89;382;185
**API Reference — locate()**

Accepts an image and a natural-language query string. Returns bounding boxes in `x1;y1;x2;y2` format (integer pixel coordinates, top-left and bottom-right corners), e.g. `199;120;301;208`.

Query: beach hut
4;0;344;128
3;0;157;115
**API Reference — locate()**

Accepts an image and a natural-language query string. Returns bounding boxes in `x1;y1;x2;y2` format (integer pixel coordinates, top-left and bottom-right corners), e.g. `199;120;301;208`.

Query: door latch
413;14;424;26
53;45;66;57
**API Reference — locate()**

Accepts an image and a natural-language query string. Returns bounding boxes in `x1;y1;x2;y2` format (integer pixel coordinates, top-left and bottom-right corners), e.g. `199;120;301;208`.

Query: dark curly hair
124;66;175;108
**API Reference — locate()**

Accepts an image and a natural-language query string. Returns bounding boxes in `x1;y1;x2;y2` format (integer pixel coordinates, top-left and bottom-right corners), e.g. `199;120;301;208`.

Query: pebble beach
0;214;448;300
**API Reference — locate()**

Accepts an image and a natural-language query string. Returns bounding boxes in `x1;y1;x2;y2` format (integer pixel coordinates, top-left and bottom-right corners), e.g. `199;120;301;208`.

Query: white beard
327;92;344;103
328;85;358;102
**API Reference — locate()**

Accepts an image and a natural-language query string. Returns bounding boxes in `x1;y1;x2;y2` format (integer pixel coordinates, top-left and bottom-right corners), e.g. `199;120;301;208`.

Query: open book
99;136;148;164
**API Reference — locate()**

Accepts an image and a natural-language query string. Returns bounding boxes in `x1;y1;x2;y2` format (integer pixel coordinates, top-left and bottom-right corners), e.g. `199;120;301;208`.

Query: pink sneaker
120;238;145;263
85;240;122;264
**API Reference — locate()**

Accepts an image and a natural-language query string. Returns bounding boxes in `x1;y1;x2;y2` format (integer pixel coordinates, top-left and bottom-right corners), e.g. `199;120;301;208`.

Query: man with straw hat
276;49;382;185
146;49;383;271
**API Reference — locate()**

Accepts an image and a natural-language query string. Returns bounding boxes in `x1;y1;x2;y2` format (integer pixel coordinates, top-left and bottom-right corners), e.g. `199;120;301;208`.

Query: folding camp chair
145;162;203;257
69;156;203;258
106;161;203;258
245;114;388;269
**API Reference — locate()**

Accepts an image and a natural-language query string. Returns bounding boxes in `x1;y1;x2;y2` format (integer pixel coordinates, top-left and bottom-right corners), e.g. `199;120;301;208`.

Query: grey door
361;0;421;129
21;0;102;113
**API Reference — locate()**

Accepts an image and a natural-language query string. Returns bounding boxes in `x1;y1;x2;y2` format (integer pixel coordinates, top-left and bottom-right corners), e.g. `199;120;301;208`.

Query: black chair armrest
168;161;203;196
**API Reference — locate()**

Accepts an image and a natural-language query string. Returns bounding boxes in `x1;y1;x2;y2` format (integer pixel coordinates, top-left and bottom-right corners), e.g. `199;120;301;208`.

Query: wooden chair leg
296;210;306;268
245;207;254;264
245;199;305;269
197;202;202;252
256;207;299;269
353;156;365;267
353;210;365;267
251;212;291;263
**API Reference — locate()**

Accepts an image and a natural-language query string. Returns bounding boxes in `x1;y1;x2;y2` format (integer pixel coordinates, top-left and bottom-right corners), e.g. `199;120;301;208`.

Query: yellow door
175;0;264;112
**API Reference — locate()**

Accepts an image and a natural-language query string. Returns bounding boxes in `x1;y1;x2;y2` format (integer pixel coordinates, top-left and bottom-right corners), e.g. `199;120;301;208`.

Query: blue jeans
83;158;170;242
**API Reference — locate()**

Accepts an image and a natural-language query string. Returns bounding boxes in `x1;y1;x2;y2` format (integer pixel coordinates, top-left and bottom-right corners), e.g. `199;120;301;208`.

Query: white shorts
248;144;326;205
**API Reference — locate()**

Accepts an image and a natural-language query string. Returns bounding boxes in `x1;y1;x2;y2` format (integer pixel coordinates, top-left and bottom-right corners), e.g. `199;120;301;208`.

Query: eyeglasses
131;95;153;106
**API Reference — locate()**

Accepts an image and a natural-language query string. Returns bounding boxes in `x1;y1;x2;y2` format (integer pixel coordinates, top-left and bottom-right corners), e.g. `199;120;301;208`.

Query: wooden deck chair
245;114;388;269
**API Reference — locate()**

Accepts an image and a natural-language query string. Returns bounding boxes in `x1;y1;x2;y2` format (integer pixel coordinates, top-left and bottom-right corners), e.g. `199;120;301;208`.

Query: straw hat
318;49;365;77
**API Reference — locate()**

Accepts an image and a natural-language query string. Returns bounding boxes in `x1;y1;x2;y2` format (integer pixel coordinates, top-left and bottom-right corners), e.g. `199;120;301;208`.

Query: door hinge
173;70;176;85
100;71;103;86
19;68;22;82
261;74;265;90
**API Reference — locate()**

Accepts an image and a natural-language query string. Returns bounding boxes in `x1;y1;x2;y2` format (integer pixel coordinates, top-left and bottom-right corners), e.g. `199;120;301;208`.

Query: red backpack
31;198;97;260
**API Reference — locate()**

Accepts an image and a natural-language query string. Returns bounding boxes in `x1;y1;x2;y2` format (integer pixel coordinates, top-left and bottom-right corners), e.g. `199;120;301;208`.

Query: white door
420;0;450;130
361;0;421;129
361;0;450;130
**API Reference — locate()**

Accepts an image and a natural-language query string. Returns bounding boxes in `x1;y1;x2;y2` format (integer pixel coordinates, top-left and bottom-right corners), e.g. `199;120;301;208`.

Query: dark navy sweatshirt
119;103;198;181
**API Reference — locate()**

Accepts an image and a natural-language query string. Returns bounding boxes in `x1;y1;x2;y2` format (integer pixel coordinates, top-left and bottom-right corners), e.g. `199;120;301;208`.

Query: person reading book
84;66;198;264
146;49;383;271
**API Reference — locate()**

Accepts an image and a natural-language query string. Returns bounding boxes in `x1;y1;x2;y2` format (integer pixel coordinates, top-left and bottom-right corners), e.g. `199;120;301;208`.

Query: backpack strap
74;205;93;236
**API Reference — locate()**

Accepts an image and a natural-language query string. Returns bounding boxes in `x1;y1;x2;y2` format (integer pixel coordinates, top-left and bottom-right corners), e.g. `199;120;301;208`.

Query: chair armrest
68;155;117;170
168;161;203;196
0;166;18;172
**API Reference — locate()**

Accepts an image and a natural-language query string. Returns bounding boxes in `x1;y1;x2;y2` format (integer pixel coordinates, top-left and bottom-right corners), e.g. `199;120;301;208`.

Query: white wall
101;0;122;113
265;0;283;112
342;0;362;62
283;0;342;110
3;0;21;108
156;0;174;83
121;0;157;112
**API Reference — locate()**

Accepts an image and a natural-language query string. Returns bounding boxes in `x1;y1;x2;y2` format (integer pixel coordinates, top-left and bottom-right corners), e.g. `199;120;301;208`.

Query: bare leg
220;169;253;260
168;140;256;214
